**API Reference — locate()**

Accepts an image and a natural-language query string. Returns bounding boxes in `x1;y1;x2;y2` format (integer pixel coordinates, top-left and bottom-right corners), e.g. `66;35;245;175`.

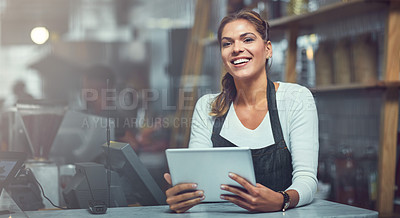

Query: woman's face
220;19;271;81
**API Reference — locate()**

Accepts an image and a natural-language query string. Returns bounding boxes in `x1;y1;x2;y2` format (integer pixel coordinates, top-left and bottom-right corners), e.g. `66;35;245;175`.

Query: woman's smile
231;57;252;68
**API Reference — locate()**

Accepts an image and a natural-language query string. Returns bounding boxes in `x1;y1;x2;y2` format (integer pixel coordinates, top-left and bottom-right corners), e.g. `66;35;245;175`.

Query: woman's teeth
233;58;250;65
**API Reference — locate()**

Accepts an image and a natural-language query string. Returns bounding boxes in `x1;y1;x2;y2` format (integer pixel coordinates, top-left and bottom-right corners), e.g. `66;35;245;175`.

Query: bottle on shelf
335;146;356;205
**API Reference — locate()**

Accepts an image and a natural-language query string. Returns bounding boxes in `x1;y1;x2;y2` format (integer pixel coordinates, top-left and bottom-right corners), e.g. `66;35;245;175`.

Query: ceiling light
31;27;49;45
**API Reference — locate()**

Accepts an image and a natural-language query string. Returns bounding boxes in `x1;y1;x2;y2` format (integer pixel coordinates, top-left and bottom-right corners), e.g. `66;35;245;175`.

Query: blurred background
0;0;399;216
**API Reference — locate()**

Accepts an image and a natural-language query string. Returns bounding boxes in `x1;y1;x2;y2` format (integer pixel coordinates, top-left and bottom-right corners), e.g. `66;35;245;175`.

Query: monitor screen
0;161;18;182
101;142;166;206
0;152;26;194
50;110;115;164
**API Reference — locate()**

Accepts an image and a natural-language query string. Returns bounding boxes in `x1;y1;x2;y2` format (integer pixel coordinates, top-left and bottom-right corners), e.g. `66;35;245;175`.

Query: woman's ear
265;41;272;59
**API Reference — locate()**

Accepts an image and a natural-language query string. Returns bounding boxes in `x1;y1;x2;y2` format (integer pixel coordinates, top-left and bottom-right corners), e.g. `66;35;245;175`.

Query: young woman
164;10;318;213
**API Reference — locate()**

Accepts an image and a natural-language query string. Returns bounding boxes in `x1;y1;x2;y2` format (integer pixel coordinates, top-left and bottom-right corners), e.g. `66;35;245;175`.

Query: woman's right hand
163;173;205;213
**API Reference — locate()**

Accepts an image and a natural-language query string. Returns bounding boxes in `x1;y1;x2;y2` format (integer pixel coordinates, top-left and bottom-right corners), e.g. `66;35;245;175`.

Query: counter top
15;199;378;218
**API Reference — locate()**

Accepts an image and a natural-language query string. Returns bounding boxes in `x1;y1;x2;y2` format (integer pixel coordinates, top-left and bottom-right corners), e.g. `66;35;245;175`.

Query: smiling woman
212;11;272;117
163;9;319;213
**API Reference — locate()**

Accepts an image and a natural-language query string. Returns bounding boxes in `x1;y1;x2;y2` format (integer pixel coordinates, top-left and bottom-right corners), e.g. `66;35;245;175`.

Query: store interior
0;0;399;217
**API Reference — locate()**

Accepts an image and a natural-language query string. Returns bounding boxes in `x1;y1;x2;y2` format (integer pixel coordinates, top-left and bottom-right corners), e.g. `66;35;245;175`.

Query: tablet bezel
166;147;256;202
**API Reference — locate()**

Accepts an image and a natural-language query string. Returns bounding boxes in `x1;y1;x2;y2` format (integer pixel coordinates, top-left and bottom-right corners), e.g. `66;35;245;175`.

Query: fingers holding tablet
221;172;285;212
166;186;205;213
220;173;255;206
167;191;205;213
163;173;172;185
164;173;205;213
220;184;252;202
227;172;257;195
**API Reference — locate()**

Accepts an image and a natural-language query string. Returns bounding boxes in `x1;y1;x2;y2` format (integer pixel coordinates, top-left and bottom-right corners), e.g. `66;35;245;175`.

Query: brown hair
210;9;270;117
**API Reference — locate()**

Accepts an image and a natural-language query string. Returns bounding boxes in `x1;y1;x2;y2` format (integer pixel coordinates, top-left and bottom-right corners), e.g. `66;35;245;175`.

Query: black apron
211;79;293;191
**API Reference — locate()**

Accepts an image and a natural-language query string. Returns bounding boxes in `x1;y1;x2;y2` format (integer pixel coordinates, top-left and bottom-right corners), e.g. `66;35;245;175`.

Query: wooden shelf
310;81;400;92
269;0;390;30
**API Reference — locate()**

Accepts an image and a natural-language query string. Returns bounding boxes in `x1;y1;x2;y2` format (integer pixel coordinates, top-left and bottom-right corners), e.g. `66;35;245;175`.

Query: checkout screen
0;160;18;182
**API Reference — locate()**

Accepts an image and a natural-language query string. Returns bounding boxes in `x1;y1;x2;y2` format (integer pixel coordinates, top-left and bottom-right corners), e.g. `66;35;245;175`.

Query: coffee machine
5;100;66;209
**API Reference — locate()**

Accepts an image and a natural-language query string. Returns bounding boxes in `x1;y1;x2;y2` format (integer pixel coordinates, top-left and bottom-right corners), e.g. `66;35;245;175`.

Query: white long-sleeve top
188;82;319;207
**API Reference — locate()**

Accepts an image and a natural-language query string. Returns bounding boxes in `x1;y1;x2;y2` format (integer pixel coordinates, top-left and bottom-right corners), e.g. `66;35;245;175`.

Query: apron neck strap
267;78;284;143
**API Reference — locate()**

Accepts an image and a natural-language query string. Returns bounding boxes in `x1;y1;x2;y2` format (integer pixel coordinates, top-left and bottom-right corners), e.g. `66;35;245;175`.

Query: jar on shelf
287;0;309;15
358;146;378;209
315;41;334;87
333;38;352;85
352;33;378;84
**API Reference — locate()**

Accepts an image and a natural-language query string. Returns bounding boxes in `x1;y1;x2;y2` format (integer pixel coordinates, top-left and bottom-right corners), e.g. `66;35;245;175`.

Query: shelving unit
269;0;389;30
310;81;400;93
267;0;399;216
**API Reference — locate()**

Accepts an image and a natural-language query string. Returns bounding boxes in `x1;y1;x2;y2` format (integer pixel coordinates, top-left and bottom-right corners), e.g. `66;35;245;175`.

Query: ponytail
210;73;236;117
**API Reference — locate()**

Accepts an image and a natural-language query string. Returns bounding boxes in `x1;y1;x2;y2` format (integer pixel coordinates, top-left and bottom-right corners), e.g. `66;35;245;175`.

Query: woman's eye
222;42;231;47
244;38;254;43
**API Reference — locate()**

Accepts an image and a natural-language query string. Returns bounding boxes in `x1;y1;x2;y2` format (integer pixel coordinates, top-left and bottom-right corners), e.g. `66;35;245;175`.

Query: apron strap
267;78;284;144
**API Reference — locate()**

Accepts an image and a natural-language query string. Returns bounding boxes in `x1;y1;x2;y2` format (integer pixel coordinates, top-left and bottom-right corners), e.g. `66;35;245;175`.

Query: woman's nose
232;42;244;54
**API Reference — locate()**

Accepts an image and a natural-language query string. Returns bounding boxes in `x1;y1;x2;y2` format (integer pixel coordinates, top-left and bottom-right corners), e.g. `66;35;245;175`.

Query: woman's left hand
220;173;283;212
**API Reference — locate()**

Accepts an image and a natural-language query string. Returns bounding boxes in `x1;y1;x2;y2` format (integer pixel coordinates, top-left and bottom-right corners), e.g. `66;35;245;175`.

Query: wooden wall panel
377;1;400;215
284;28;298;83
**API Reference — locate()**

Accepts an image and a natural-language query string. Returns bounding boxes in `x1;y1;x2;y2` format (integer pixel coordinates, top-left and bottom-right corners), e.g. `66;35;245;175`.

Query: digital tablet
165;147;256;202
